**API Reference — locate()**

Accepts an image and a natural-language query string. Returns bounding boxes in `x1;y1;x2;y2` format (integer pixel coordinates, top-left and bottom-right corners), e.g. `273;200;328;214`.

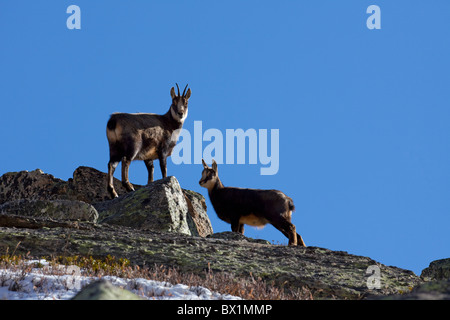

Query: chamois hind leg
296;233;306;247
107;160;119;199
121;157;135;192
144;159;154;184
271;216;298;246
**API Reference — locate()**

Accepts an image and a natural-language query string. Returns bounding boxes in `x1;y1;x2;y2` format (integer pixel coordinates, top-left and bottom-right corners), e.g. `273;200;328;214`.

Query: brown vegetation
0;251;312;300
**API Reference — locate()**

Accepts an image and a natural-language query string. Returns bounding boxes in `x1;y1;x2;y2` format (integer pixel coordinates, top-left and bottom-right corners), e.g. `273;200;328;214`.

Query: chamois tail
107;117;117;131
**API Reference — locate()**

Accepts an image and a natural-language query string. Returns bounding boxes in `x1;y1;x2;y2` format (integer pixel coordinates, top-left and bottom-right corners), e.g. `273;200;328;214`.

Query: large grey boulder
94;176;210;236
72;280;143;300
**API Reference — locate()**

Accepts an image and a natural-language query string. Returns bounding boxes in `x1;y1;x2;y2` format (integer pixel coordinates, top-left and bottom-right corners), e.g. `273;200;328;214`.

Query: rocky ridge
0;167;448;299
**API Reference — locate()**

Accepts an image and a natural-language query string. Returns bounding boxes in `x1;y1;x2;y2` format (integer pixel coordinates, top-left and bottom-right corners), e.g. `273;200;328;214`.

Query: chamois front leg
159;154;167;179
121;157;135;192
231;219;244;235
107;160;119;199
144;159;154;184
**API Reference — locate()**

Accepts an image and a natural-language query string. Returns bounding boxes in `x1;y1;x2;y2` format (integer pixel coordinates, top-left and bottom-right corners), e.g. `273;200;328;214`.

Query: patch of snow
0;260;241;300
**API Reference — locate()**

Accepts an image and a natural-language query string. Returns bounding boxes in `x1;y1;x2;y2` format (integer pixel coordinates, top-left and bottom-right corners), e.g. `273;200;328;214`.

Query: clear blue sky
1;1;449;276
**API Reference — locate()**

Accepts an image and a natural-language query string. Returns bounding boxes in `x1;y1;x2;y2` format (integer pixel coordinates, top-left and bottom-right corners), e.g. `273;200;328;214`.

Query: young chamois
106;84;191;199
199;159;306;246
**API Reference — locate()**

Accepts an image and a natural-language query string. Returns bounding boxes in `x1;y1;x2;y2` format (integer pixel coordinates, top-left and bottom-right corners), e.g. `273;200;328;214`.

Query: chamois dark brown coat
199;159;305;246
106;84;191;198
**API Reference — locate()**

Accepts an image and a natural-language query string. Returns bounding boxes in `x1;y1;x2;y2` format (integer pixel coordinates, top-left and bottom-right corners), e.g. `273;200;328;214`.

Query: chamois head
170;83;191;122
199;159;219;191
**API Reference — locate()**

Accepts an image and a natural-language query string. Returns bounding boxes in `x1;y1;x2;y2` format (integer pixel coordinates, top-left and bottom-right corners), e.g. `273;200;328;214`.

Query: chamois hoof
297;235;306;247
122;182;135;193
109;192;119;199
107;186;119;199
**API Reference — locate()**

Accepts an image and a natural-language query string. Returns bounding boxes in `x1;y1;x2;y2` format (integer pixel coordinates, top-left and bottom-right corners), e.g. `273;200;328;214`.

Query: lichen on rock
95;177;193;235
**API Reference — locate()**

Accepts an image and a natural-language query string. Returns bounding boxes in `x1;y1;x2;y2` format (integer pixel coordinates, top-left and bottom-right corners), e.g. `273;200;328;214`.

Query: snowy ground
0;260;241;300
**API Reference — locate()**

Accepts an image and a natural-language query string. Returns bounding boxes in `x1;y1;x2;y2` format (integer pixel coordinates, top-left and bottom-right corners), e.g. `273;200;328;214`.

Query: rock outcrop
0;166;130;205
0;167;212;237
0;199;98;223
421;258;450;281
377;280;450;300
0;167;447;300
0;169;68;204
0;223;422;299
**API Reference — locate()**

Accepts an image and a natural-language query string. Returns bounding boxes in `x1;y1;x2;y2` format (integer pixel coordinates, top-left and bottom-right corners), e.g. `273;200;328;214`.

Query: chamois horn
182;84;189;97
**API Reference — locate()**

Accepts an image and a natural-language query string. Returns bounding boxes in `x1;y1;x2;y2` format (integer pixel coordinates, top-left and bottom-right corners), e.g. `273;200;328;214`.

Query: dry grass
0;250;312;300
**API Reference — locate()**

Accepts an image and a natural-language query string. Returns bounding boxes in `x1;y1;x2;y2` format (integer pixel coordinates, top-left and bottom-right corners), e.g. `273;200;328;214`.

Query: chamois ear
185;88;191;100
170;87;177;99
212;159;218;172
202;159;208;169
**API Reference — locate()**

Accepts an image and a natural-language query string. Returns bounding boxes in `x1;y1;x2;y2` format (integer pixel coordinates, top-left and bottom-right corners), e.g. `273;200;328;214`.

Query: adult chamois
106;84;191;199
199;159;306;246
